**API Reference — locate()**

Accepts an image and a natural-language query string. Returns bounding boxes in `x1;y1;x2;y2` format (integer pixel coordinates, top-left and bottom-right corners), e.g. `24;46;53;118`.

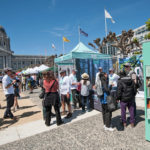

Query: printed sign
147;109;150;119
146;66;150;77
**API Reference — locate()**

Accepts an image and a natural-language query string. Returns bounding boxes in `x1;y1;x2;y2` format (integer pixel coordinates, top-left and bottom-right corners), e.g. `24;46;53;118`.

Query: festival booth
55;42;113;111
55;42;112;84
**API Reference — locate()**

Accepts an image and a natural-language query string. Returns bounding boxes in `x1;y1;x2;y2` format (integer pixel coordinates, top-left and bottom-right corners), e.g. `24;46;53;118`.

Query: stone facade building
0;26;50;71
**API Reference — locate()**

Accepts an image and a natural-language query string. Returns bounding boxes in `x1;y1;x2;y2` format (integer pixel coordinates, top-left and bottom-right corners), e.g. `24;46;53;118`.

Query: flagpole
104;9;109;55
63;38;65;55
78;25;80;43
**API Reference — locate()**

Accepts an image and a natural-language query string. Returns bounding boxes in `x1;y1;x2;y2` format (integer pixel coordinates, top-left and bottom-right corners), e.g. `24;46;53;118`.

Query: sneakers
131;123;134;128
65;113;72;119
104;127;115;131
123;123;127;128
57;121;64;126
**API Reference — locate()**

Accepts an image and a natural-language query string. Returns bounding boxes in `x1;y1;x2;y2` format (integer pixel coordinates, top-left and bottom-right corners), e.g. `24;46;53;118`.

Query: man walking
2;67;16;120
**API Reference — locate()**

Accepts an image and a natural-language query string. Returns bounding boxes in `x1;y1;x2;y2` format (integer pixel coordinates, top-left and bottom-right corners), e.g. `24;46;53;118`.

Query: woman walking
43;71;63;126
80;73;91;113
11;72;20;112
100;72;114;131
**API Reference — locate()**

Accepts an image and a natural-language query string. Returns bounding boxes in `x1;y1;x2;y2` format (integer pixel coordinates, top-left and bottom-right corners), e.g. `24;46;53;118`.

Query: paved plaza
0;88;150;150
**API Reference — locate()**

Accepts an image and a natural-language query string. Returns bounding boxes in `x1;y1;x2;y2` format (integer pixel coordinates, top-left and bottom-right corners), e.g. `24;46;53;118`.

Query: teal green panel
54;53;72;63
56;63;74;65
143;42;150;65
72;52;111;59
143;41;150;141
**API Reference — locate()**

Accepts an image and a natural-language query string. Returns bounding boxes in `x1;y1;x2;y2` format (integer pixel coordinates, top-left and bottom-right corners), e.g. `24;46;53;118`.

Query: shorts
61;94;70;105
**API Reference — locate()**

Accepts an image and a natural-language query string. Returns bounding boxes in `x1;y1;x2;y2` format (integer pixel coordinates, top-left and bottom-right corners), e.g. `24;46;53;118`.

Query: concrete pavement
0;88;149;149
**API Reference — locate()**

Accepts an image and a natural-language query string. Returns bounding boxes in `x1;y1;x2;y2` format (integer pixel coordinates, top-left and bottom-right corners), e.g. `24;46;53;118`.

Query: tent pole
63;39;65;55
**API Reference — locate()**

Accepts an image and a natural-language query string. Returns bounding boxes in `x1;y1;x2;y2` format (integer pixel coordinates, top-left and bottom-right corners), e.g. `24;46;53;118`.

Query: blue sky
0;0;150;56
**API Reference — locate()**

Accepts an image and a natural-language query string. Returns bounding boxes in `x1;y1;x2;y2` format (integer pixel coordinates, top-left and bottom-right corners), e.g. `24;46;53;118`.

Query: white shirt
80;80;91;96
59;76;70;95
69;73;77;90
2;75;14;95
109;73;120;87
95;72;100;84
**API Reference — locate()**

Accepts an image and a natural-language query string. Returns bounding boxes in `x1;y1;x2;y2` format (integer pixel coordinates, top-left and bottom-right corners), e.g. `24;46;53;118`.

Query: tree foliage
146;18;150;31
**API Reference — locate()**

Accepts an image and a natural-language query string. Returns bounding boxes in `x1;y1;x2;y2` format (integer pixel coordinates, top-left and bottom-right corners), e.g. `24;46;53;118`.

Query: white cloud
50;31;62;37
48;0;56;8
51;0;56;7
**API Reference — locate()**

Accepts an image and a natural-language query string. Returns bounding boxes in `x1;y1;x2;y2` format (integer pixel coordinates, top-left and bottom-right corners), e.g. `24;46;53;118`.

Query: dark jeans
133;97;136;117
101;104;112;128
71;89;81;108
45;104;62;125
4;94;14;118
81;96;89;111
120;101;135;124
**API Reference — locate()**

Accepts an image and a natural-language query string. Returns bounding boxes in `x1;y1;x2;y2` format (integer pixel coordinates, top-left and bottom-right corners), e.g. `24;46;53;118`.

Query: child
80;73;91;112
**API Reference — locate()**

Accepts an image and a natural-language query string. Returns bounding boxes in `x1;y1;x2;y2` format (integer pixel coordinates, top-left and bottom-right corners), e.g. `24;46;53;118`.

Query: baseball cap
99;67;102;70
4;67;12;73
72;69;77;72
60;70;66;74
124;63;131;67
109;68;114;71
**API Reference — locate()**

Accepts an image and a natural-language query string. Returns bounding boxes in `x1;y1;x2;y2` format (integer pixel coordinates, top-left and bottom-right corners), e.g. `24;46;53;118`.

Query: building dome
0;25;6;34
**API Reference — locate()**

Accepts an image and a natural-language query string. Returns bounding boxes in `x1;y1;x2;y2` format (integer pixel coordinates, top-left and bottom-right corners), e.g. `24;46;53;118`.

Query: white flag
105;9;115;23
52;43;56;50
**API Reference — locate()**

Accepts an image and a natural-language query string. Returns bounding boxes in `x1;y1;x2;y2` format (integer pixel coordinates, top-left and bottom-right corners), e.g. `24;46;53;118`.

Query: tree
144;33;150;40
105;30;141;56
88;38;107;53
89;29;141;57
146;18;150;31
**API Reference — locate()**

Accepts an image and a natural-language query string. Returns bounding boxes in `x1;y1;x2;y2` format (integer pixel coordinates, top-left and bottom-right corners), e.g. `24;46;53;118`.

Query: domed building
0;26;51;71
0;26;13;69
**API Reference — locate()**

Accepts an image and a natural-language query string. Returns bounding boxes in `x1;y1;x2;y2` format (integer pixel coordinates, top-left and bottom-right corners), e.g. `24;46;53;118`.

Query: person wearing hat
69;69;81;109
59;70;72;118
123;63;142;118
95;67;103;84
2;67;16;120
117;63;138;128
80;73;91;112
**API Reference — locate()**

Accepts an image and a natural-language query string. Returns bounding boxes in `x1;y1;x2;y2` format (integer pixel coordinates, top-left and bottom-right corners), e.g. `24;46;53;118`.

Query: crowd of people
0;62;141;131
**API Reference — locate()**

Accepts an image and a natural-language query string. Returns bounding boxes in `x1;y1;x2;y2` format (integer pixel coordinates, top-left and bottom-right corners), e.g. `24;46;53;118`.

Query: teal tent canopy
54;42;112;65
54;42;113;84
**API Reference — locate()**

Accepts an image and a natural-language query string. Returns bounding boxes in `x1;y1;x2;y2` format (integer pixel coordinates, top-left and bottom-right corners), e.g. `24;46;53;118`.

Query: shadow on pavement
19;96;30;100
52;109;91;125
18;111;41;119
19;105;37;110
112;109;145;131
0;118;18;130
0;111;41;130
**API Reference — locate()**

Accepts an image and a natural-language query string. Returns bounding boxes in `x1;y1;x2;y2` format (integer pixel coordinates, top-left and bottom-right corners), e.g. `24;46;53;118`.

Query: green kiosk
143;41;150;141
